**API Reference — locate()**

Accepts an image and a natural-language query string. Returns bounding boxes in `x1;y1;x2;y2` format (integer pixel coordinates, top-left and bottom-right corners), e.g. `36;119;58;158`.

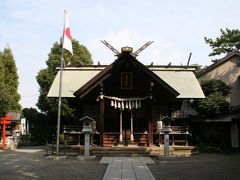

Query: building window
121;72;132;89
237;57;240;67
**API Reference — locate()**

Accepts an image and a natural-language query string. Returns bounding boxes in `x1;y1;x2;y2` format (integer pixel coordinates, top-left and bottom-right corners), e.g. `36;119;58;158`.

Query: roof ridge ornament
101;40;120;55
134;41;153;57
100;40;153;58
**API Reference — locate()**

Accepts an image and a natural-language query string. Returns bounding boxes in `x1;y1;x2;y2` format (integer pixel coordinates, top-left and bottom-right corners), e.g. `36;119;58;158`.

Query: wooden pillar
130;110;134;142
148;100;153;146
119;110;123;142
185;134;189;146
172;134;175;146
148;82;154;147
99;98;105;146
77;134;80;146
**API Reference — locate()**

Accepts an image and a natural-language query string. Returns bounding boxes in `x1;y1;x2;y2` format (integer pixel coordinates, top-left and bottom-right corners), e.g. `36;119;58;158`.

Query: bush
59;133;65;144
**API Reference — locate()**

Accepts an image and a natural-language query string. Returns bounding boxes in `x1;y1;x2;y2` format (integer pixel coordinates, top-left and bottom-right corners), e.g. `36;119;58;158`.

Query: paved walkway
100;157;155;180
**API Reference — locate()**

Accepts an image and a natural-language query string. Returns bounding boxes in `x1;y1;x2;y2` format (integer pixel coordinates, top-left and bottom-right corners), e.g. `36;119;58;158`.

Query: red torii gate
0;115;12;150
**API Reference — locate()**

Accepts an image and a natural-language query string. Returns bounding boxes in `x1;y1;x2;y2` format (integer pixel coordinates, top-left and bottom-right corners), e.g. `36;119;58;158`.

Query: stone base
147;146;198;157
45;155;68;160
76;155;96;160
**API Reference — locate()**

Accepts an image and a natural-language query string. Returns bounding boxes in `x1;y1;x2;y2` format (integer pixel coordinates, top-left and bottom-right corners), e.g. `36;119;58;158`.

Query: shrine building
48;47;205;147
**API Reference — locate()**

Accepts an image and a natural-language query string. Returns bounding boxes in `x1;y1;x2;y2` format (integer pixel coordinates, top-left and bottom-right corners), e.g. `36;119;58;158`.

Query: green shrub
59;133;65;144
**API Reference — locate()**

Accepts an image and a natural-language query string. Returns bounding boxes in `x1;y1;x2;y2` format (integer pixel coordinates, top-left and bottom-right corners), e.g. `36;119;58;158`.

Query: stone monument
79;116;94;156
161;116;174;156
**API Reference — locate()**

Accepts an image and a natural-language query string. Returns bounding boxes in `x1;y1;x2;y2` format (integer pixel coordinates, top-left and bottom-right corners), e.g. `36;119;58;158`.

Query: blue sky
0;0;239;109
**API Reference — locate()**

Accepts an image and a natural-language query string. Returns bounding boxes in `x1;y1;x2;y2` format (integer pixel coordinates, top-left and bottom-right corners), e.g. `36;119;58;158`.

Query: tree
193;80;231;118
36;39;93;137
205;28;240;57
22;108;47;145
0;52;9;114
193;64;208;74
0;47;21;114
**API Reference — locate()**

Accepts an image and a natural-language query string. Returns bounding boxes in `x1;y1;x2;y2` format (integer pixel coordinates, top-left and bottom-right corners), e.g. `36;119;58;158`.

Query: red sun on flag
65;27;72;40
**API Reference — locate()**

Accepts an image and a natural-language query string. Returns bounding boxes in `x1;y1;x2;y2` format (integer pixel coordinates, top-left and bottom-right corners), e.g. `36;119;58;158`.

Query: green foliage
0;47;21;114
0;53;9;114
194;64;208;74
59;133;65;144
196;92;230;115
205;28;240;57
36;39;93;137
197;143;223;153
22;108;47;145
200;80;231;96
194;80;231;117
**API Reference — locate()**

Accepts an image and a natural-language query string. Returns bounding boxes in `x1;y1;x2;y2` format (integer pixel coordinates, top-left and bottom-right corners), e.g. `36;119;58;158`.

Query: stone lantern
161;116;174;156
79;116;94;156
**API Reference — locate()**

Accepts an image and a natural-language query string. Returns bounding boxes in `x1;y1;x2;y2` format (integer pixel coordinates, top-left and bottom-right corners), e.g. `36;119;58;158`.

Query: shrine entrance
122;111;131;141
119;110;134;144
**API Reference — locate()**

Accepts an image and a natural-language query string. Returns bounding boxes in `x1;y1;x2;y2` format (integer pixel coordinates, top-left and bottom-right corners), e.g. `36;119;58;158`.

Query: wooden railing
158;126;190;146
62;126;100;145
62;126;82;134
103;132;149;147
171;126;189;134
62;125;190;146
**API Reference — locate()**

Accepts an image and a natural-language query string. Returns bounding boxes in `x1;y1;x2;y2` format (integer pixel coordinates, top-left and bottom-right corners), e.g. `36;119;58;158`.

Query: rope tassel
122;101;124;110
118;101;121;108
132;101;135;109
98;95;149;110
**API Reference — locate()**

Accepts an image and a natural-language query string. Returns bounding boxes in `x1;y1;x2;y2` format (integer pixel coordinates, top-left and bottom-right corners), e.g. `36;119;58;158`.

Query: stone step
94;150;149;157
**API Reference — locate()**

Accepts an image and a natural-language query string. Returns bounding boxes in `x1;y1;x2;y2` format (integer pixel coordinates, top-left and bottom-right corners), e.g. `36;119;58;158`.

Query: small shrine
48;42;205;148
0;115;12;150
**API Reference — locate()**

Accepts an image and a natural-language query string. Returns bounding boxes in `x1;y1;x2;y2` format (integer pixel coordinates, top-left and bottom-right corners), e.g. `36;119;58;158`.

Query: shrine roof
47;65;204;99
47;67;102;98
152;70;205;98
5;112;21;121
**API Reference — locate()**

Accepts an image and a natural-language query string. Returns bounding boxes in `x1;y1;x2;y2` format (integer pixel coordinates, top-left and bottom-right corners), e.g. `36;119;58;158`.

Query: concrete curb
76;155;96;160
45;155;68;160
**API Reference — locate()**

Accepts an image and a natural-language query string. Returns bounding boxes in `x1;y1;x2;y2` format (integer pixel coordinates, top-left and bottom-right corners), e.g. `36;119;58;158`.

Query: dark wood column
99;98;105;146
148;82;154;146
148;99;153;146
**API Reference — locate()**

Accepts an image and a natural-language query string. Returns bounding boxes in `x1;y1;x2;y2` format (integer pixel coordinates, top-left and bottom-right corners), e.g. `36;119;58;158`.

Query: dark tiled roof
197;51;240;78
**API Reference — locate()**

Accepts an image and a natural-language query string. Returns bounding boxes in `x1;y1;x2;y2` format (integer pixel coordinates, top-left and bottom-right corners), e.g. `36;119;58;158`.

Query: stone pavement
100;157;155;180
1;147;240;180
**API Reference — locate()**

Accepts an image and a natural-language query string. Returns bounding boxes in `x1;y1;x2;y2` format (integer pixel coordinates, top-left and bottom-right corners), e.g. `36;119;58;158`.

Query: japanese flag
63;11;73;55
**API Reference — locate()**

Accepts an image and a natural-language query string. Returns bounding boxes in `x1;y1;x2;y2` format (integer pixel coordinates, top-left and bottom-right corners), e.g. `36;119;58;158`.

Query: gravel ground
0;148;107;180
0;147;240;180
149;153;240;180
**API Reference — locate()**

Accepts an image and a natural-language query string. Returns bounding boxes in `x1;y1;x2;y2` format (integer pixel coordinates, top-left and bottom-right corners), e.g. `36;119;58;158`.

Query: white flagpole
56;10;67;156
